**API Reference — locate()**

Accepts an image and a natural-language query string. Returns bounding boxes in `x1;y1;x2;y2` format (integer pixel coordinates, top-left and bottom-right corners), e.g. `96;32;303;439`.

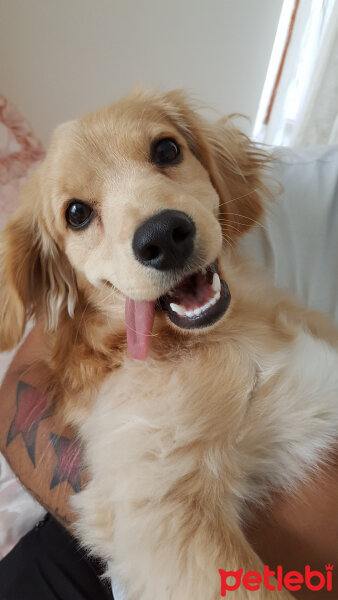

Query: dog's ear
162;90;271;242
0;171;77;351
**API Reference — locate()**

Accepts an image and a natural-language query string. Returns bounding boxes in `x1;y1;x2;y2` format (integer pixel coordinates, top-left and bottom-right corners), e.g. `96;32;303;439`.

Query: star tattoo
50;433;84;493
6;381;52;466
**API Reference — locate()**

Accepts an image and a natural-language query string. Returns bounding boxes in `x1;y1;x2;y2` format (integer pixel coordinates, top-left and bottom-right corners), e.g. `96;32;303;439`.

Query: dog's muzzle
126;211;230;361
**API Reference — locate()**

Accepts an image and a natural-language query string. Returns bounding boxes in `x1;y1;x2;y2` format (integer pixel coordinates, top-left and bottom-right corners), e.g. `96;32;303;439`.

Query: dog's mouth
158;261;230;329
125;261;230;361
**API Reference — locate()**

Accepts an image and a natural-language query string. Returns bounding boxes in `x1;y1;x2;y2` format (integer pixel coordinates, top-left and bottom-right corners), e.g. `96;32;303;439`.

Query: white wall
0;0;283;146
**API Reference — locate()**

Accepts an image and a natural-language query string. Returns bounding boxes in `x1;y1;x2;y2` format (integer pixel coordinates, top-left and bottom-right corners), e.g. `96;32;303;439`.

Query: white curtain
255;0;338;147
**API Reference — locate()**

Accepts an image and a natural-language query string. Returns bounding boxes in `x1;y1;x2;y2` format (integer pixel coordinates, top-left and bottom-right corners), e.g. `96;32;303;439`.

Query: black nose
132;209;196;271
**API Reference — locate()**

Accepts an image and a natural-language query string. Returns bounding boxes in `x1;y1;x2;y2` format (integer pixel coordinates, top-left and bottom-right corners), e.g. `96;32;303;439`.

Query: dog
0;89;337;599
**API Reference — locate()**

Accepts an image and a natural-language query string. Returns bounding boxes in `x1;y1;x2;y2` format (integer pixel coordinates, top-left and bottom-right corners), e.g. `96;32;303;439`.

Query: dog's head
0;89;269;359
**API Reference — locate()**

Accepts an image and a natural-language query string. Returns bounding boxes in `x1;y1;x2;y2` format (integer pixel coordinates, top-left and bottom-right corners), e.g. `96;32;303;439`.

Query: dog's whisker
221;214;266;231
219;221;265;236
224;212;265;225
221;223;243;236
218;185;266;207
218;214;266;234
221;232;235;249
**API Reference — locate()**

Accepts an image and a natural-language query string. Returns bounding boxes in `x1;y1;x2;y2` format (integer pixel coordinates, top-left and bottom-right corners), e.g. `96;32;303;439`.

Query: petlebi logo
219;564;334;595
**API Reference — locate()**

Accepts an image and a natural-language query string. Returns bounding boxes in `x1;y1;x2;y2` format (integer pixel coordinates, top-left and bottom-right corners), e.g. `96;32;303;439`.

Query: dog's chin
158;260;231;330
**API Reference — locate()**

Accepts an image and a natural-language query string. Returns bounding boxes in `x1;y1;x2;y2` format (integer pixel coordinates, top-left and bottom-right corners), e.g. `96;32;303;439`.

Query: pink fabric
0;95;46;558
0;95;44;231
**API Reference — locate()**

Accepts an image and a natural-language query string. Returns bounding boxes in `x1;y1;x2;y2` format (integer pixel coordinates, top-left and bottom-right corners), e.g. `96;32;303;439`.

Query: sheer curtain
254;0;338;146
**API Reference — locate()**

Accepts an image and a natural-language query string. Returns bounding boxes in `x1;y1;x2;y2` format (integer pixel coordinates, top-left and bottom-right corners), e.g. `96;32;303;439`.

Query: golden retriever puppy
0;89;337;599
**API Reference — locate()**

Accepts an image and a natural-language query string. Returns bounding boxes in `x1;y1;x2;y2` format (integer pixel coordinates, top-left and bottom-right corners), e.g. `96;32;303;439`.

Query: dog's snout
132;209;196;271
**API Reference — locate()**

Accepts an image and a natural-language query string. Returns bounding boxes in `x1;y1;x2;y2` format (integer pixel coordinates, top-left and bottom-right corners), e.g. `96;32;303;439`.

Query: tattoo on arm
50;433;84;493
6;381;52;466
4;450;73;528
6;380;84;495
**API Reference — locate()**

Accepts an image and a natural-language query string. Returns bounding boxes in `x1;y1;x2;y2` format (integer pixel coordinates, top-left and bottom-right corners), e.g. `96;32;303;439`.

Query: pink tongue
125;298;155;360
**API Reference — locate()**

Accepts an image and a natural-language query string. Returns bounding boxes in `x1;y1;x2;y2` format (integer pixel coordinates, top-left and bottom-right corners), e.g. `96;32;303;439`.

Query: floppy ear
162;90;271;242
0;172;78;351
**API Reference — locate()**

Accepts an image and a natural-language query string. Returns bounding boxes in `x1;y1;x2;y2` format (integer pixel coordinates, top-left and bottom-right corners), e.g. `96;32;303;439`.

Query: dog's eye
151;138;181;167
66;200;94;230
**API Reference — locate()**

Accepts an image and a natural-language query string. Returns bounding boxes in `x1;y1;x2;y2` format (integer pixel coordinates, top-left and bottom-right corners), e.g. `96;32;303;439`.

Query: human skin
0;325;336;598
0;324;84;527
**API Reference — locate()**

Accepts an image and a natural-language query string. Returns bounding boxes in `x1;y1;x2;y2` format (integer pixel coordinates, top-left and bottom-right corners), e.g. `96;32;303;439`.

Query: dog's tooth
194;307;202;316
212;272;221;293
170;303;186;316
214;291;220;301
209;296;217;306
185;309;195;318
199;301;210;313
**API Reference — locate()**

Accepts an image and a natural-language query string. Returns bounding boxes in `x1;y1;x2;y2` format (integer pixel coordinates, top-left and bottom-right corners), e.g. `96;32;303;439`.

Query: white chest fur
73;327;338;599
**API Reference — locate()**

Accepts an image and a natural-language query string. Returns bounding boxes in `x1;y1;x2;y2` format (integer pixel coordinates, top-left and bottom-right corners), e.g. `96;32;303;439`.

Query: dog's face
0;90;268;358
49;102;221;301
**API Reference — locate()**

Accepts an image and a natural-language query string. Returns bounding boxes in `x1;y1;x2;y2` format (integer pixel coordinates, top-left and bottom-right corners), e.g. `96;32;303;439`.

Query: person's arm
0;324;86;528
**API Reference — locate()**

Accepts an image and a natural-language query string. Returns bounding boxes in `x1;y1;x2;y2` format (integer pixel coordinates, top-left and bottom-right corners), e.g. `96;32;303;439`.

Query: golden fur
0;89;337;599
